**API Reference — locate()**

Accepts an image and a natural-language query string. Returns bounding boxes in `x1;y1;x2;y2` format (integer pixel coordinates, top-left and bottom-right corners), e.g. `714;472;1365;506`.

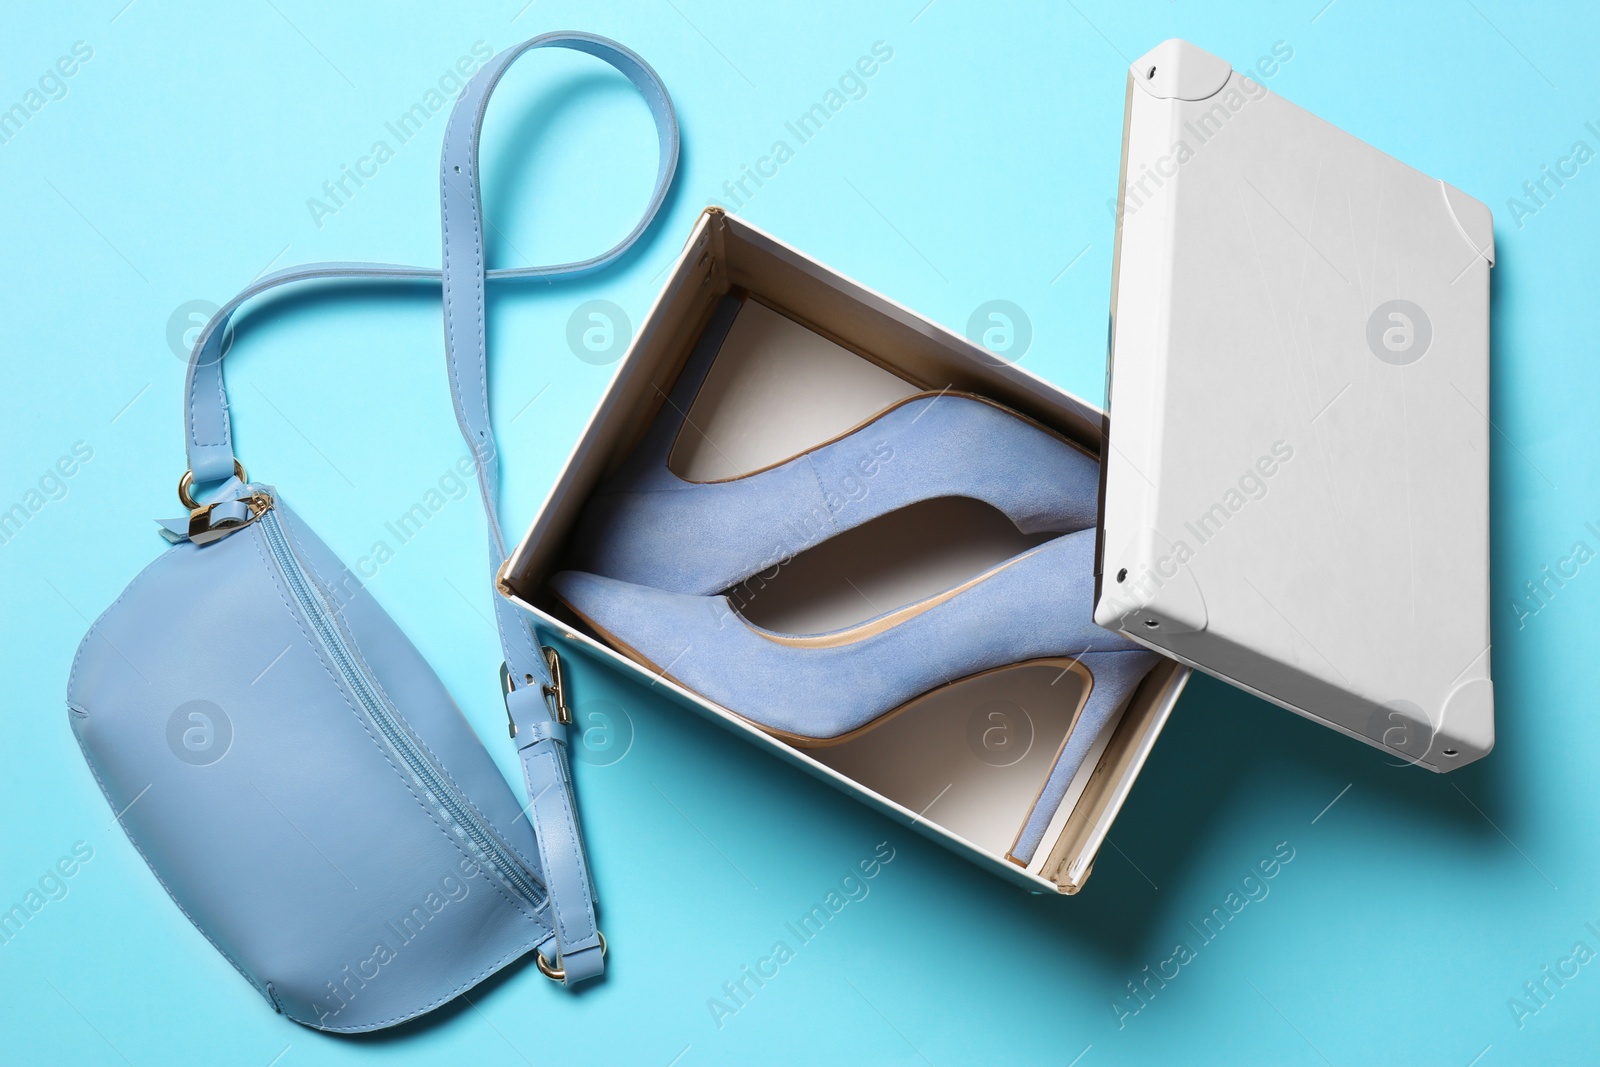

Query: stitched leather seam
555;743;599;930
186;339;235;450
291;927;545;1032
244;522;537;922
156;40;675;1007
444;86;544;681
67;541;187;704
67;721;271;1004
467;158;491;470
187;358;221;449
440;116;547;683
801;455;840;534
524;747;596;947
500;597;547;693
185;38;675;461
277;510;544;878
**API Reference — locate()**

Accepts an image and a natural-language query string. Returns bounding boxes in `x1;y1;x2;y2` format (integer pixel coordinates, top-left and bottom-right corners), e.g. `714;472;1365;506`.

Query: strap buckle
540;646;570;725
500;646;571;738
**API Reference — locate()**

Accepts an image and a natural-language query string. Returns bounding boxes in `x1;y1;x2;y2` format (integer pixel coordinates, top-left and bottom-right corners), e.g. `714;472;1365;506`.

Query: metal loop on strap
536;932;607;983
178;458;247;509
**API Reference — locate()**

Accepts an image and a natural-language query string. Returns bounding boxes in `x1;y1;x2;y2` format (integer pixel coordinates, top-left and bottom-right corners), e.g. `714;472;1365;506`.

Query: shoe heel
1007;649;1160;866
607;292;743;485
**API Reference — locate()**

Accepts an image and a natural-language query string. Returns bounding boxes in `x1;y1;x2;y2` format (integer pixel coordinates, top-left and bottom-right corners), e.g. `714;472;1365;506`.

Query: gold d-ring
536;932;607;983
178;459;248;509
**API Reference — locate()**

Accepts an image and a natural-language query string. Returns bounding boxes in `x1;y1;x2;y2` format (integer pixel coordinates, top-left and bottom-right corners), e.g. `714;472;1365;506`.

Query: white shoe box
500;39;1495;892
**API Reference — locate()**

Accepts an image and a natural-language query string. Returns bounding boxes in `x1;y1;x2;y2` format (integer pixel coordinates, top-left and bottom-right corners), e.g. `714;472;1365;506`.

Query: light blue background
3;1;1596;1063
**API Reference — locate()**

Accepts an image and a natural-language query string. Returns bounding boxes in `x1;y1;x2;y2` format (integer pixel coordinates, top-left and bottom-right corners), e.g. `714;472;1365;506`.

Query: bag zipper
256;502;547;911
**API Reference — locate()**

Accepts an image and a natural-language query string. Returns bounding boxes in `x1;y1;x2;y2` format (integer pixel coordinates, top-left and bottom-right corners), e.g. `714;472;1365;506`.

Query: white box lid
1094;40;1495;770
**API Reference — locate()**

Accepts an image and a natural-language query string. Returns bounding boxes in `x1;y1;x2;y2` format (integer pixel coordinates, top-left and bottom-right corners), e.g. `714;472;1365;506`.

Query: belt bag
65;32;678;1033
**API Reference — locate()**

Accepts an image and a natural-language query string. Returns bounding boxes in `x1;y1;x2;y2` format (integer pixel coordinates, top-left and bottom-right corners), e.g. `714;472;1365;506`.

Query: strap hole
454;165;462;174
1147;65;1157;79
1116;568;1127;583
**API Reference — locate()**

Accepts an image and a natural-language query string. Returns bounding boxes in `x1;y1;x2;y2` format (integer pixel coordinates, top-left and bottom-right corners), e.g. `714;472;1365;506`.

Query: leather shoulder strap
178;31;679;985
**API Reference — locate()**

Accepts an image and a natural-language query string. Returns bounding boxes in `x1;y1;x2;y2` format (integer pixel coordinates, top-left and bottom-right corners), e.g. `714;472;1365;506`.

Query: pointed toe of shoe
547;569;617;612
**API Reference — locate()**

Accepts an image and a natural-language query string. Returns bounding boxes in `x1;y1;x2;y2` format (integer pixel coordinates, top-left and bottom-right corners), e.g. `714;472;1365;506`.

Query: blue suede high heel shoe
550;528;1157;865
565;294;1102;596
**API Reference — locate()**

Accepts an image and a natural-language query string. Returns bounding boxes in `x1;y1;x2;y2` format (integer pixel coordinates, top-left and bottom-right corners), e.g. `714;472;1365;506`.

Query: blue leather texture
70;486;551;1031
566;294;1105;595
68;31;680;1029
551;528;1159;862
430;28;679;984
508;688;603;983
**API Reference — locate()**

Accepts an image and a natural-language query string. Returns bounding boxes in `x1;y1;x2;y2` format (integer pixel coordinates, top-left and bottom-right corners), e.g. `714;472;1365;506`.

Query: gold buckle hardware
177;458;248;509
177;459;271;546
540;646;570;725
536;932;606;983
501;646;571;738
186;492;272;546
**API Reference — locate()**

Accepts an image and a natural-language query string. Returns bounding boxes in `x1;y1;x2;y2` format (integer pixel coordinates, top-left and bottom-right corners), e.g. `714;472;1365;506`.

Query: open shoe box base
500;208;1189;894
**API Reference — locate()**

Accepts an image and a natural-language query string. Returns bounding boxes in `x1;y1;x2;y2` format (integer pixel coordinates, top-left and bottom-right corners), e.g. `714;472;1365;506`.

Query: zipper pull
185;492;274;545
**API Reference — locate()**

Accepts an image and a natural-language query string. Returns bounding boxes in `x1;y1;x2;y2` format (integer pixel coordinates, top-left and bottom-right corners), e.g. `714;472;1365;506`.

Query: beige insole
733;496;1053;636
812;661;1092;856
668;298;919;481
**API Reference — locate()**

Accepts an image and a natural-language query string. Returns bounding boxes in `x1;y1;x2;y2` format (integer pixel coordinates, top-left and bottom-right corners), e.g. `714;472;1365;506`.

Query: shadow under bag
64;32;678;1032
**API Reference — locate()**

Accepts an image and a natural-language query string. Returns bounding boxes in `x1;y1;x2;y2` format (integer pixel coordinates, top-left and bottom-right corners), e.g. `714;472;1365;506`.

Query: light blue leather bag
65;32;677;1033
